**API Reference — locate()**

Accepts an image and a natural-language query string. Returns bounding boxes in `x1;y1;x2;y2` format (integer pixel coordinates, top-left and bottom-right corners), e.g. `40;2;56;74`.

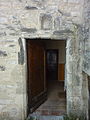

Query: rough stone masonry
0;0;90;120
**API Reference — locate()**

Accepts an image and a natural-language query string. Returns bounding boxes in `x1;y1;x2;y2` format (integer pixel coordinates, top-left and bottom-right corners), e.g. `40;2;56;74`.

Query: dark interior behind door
46;49;58;81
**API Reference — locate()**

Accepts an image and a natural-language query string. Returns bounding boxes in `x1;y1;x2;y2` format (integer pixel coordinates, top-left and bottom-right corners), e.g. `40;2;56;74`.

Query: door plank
26;40;47;114
58;64;65;81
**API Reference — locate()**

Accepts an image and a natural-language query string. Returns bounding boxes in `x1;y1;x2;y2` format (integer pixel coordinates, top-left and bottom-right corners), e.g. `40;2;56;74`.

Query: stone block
68;0;80;4
25;6;38;10
0;17;8;24
67;86;73;97
72;97;82;111
40;14;53;30
67;97;73;111
72;86;81;96
67;74;73;85
53;29;73;36
0;32;6;37
0;50;7;57
83;56;90;76
54;17;60;30
0;66;6;71
21;28;37;33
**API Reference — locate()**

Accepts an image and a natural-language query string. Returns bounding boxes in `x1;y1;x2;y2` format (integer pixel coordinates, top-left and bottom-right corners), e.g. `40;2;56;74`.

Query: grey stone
6;26;15;31
9;45;15;47
25;6;38;10
0;51;7;57
67;100;73;110
53;30;73;35
16;84;23;94
0;113;12;120
18;0;22;2
0;17;8;24
0;66;6;71
75;76;81;86
69;46;73;55
21;28;37;33
0;32;6;36
9;32;20;36
71;97;82;110
58;10;63;15
18;38;24;65
83;55;90;76
40;14;52;30
54;17;60;30
29;115;63;120
63;12;71;17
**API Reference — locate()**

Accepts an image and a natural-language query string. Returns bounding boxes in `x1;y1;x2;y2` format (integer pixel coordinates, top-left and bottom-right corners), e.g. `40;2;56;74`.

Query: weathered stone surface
0;66;6;71
0;0;89;120
0;51;7;57
9;45;15;47
53;30;73;35
54;17;60;30
0;32;6;37
83;56;90;76
21;28;37;33
25;6;38;10
41;14;52;30
18;38;24;65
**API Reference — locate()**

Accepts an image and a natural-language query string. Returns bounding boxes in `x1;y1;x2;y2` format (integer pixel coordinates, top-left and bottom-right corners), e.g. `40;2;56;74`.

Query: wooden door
26;40;47;114
46;50;58;81
58;64;65;81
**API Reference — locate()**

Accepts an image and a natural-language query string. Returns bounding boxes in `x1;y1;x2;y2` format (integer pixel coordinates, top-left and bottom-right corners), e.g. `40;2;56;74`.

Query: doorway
26;39;66;116
46;49;58;81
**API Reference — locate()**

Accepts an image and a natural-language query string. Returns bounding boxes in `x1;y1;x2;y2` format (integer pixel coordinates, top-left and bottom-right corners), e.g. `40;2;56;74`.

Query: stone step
28;115;64;120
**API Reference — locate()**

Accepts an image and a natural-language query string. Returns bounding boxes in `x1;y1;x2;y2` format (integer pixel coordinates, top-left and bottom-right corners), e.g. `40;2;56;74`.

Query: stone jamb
20;34;73;118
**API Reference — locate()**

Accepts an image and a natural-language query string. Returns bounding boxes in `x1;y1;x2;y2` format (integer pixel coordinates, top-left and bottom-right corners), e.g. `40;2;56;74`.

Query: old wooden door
26;40;47;114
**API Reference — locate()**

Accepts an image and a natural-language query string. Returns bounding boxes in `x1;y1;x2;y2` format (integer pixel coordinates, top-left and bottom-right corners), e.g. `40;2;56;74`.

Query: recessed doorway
46;49;58;81
26;39;66;116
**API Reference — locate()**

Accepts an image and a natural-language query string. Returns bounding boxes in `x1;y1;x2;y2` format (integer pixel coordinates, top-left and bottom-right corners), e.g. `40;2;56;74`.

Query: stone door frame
20;35;73;118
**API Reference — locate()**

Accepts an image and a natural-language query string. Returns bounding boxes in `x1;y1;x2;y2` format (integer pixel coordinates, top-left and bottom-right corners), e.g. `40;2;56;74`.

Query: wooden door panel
26;40;47;113
58;64;65;81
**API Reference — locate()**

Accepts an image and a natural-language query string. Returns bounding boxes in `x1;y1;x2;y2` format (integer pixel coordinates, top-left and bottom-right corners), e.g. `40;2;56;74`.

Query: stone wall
83;0;90;76
83;0;90;119
0;0;89;120
0;38;27;120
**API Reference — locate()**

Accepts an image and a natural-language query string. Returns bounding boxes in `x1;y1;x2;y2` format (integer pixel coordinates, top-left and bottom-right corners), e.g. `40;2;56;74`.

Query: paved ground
31;81;66;116
28;115;64;120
